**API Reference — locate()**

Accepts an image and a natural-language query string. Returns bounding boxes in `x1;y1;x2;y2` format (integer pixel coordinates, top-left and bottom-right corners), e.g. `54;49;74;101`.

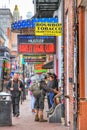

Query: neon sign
17;35;56;54
18;43;55;54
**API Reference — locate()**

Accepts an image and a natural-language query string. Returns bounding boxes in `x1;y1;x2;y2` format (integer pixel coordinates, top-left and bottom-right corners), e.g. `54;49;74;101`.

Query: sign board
34;63;47;73
34;64;43;70
17;35;56;44
34;69;47;73
23;55;46;63
22;58;25;64
17;35;56;54
18;43;55;54
35;23;62;36
24;58;46;62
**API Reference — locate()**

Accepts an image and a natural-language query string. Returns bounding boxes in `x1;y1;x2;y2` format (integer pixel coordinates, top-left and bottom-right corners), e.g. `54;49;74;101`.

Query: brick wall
77;6;87;130
64;1;87;129
64;0;74;129
78;101;87;130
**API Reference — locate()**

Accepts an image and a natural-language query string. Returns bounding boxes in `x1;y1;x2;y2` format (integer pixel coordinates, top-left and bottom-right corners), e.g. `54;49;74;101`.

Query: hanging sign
18;35;56;54
34;63;47;73
18;43;55;54
35;23;62;36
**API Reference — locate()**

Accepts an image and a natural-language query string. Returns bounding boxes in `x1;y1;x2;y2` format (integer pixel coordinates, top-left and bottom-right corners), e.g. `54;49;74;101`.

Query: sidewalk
0;93;69;130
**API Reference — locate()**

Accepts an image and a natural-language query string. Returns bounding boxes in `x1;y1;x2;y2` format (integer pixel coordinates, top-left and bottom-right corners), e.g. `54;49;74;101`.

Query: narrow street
0;93;69;130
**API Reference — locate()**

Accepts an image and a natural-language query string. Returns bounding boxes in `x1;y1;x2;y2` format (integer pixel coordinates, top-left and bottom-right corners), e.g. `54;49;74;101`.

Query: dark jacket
6;79;24;97
51;79;58;90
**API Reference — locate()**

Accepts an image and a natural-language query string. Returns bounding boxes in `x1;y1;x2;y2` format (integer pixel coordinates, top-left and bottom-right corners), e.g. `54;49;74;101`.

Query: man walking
6;72;24;117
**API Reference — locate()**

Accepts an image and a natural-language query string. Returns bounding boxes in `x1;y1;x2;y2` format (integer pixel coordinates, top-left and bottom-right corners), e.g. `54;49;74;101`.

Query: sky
0;0;34;19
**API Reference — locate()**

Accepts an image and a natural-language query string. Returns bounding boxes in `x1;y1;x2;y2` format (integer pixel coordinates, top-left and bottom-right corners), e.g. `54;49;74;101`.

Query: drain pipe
73;0;78;130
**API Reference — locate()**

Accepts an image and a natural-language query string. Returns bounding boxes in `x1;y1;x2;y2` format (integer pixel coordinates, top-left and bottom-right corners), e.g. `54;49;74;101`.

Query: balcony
35;0;60;17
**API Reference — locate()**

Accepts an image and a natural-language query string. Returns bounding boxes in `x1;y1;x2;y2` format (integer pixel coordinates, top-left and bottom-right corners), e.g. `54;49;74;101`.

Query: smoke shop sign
35;23;62;36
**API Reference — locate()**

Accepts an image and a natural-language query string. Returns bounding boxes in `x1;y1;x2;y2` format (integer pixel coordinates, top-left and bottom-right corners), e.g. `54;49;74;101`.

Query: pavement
0;92;69;130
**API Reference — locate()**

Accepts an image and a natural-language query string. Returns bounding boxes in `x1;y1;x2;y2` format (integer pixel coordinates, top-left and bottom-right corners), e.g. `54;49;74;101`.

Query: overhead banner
35;23;62;36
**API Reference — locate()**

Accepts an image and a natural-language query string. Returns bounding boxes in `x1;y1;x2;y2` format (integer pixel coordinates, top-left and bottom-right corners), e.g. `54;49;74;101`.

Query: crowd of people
6;72;61;122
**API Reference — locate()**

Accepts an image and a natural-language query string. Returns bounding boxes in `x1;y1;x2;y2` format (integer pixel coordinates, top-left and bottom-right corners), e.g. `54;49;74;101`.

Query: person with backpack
29;79;47;122
6;72;24;117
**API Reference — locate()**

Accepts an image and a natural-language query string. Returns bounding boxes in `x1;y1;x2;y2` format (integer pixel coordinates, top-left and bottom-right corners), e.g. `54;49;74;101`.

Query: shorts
34;94;45;110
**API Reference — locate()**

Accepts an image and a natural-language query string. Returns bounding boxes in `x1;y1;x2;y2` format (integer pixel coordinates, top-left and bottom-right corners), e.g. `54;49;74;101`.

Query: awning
42;61;53;69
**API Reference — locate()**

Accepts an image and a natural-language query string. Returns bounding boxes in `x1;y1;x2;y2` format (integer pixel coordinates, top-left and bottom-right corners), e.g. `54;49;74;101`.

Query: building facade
77;0;87;130
0;8;13;50
64;0;76;129
0;9;12;35
0;8;19;75
64;0;87;130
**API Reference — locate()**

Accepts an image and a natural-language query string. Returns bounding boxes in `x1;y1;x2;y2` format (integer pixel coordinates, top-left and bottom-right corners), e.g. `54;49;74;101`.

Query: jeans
30;94;35;110
12;96;20;115
47;94;52;109
49;92;55;107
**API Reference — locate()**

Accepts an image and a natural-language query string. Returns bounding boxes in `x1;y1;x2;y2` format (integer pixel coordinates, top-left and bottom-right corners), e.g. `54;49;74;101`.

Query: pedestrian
48;74;58;107
19;74;26;102
30;90;35;114
6;72;24;117
27;78;35;113
29;79;47;122
47;88;61;115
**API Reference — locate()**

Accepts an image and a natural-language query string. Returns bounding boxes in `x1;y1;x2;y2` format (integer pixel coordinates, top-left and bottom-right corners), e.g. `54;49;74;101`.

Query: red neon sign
18;44;55;54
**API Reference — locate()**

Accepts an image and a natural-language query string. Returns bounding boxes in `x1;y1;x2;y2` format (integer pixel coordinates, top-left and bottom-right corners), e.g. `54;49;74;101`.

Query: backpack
29;82;42;98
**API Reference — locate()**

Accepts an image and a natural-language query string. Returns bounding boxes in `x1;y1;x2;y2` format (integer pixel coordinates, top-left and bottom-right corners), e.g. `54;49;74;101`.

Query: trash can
0;92;12;126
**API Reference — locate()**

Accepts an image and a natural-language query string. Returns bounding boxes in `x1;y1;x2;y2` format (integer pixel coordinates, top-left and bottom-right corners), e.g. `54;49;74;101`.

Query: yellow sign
35;22;62;36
